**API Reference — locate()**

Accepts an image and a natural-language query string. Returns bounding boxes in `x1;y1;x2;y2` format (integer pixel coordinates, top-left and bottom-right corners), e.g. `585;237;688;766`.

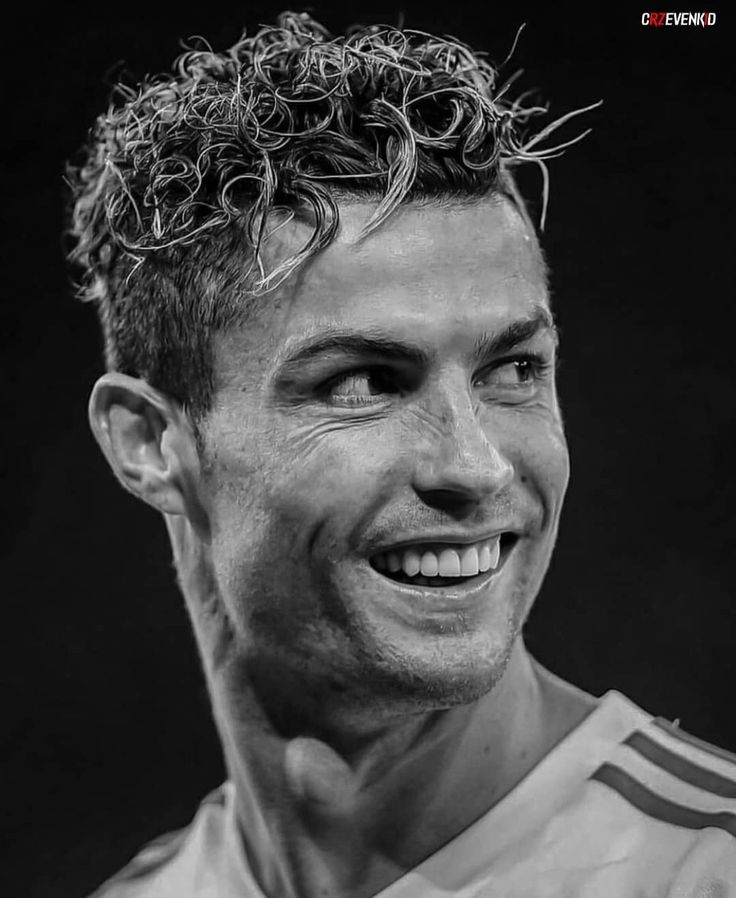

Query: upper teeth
374;537;502;578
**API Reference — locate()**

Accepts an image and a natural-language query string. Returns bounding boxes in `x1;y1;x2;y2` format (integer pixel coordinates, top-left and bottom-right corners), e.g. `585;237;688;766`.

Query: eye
324;368;396;406
489;359;536;385
474;354;552;394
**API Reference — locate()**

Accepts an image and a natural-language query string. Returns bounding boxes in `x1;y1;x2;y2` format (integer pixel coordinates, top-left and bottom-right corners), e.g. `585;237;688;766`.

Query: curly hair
66;11;594;427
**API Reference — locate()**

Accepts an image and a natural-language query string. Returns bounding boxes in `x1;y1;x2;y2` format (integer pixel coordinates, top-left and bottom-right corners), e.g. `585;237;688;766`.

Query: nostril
413;488;481;517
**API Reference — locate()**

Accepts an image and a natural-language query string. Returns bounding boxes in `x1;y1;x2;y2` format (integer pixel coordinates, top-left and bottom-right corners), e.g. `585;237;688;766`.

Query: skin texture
90;197;597;898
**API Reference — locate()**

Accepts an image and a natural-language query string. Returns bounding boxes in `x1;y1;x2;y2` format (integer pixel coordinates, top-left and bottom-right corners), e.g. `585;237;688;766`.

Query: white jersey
91;692;736;897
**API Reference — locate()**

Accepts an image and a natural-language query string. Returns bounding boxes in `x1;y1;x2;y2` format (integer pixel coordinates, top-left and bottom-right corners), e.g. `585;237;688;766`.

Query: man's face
197;198;568;712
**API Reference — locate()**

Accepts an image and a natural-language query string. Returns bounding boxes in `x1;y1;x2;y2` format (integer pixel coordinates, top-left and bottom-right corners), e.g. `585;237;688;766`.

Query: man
67;12;736;898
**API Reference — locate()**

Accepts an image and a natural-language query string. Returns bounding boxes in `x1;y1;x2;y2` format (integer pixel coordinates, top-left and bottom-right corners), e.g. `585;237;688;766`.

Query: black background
3;3;733;897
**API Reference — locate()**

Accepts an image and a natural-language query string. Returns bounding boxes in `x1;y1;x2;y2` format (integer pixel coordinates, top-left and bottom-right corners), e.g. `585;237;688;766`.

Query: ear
88;372;201;518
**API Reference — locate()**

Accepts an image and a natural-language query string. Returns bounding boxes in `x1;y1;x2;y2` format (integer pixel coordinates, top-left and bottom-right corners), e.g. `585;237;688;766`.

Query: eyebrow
473;305;558;360
275;331;429;377
274;304;557;377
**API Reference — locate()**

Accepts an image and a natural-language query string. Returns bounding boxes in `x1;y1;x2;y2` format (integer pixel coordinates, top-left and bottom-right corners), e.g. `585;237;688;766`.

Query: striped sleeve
590;717;736;839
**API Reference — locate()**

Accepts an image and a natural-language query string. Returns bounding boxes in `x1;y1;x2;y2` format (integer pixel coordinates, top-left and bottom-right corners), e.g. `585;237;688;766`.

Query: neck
209;641;593;898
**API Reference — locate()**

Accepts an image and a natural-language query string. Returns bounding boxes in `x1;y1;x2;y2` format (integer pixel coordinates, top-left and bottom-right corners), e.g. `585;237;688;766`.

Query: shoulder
88;786;230;898
592;706;736;842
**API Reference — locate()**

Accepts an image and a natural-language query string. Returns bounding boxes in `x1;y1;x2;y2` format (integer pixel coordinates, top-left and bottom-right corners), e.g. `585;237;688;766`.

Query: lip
367;529;515;555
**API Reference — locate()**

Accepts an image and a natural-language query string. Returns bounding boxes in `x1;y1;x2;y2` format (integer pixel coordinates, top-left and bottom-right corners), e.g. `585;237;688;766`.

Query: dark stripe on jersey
654;718;736;768
591;763;736;838
625;730;736;799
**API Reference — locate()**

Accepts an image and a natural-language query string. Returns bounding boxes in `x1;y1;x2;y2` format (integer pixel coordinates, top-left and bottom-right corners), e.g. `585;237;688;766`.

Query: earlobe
88;373;196;517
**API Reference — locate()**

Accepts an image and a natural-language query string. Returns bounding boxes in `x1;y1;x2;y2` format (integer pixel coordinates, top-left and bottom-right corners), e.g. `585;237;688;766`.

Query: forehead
216;198;549;377
286;196;545;300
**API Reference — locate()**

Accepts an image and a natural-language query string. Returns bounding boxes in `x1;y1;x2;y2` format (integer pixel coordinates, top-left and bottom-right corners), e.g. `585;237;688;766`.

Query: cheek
205;415;403;557
500;410;570;505
202;417;407;637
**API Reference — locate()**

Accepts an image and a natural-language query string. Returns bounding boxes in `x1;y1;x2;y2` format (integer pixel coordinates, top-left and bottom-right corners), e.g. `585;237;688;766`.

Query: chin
322;554;536;710
353;623;520;712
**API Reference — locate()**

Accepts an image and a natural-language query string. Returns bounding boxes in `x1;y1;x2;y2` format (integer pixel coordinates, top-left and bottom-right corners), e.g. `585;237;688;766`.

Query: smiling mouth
369;533;517;588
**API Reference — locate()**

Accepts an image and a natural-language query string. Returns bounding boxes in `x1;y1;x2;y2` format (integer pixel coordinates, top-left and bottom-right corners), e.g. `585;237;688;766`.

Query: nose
411;381;515;515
